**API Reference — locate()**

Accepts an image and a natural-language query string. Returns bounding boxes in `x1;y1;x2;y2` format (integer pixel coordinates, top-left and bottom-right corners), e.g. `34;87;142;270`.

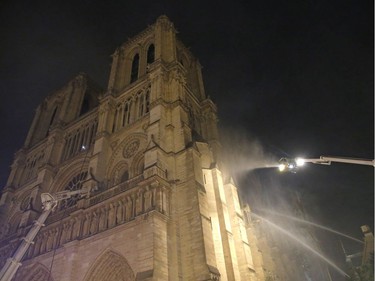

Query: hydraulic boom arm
279;156;375;172
300;156;375;167
0;188;90;281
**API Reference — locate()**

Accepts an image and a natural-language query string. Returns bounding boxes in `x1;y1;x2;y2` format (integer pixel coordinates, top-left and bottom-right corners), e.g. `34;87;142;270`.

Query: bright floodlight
278;158;298;173
296;158;305;167
278;164;286;172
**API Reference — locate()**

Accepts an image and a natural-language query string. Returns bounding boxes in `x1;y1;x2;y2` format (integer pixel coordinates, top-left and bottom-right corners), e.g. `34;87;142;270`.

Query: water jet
252;212;350;278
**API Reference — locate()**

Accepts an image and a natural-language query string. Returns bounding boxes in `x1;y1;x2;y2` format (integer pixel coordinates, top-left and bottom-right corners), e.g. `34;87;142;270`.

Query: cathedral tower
0;16;263;281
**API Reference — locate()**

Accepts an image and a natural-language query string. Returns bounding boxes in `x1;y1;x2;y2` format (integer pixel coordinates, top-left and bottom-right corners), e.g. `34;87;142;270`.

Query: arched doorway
83;250;135;281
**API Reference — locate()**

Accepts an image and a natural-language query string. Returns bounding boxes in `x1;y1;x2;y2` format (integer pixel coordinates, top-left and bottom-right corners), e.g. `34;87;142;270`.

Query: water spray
252;212;350;278
257;209;364;244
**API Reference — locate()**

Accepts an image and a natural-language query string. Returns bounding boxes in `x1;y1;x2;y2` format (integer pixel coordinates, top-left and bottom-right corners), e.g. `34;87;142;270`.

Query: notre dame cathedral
0;16;267;281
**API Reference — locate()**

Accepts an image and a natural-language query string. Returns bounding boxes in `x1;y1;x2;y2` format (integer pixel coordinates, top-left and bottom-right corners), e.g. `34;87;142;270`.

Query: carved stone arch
126;45;142;61
177;49;191;68
31;91;66;143
133;89;144;102
83;249;135;281
16;185;40;213
134;89;145;118
14;262;54;281
8;187;42;233
13;188;31;211
143;36;155;50
142;83;151;95
127;46;141;74
130;151;144;177
107;133;147;177
144;38;155;65
51;156;89;193
110;161;129;187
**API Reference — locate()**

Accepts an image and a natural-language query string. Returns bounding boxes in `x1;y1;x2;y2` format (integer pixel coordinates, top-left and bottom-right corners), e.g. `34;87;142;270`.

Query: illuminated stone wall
0;16;264;281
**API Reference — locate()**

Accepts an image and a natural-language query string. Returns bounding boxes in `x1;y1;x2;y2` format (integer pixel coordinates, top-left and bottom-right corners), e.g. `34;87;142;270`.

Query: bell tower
0;16;264;281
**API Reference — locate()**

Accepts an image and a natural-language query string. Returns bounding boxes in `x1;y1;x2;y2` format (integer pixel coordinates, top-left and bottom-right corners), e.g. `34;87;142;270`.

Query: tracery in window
111;162;129;187
62;118;98;161
122;102;130;126
131;153;144;177
21;151;45;184
111;86;151;133
60;171;88;209
137;92;144;118
130;54;139;83
136;91;150;118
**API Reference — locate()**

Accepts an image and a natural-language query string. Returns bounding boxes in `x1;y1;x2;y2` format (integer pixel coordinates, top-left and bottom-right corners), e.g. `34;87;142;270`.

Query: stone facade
0;16;265;281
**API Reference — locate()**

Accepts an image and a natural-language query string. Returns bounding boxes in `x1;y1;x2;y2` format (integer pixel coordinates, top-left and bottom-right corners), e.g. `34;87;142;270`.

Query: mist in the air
219;126;343;280
220;127;279;179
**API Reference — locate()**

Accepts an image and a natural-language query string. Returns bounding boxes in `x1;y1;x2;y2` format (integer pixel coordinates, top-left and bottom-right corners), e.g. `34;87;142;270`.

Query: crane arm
303;156;375;167
41;188;90;211
279;156;375;172
0;188;90;281
0;209;52;281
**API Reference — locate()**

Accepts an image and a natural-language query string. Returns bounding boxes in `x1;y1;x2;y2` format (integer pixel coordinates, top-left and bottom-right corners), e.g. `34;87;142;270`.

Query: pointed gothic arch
107;133;147;179
14;262;54;281
146;43;155;64
83;249;135;281
178;51;190;69
130;151;144;177
110;161;129;187
51;156;90;193
130;53;140;83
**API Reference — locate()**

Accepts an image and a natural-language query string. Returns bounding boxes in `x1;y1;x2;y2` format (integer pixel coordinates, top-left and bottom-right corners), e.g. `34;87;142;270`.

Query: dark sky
0;0;373;279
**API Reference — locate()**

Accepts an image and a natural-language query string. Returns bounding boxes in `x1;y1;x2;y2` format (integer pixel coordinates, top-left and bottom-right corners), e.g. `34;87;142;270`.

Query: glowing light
296;158;305;167
81;145;86;151
278;164;286;172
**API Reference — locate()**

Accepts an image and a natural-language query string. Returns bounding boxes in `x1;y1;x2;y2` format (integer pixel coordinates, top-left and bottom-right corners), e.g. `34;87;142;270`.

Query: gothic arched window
122;102;130;126
80;95;90;116
130;54;139;83
147;44;155;64
60;171;88;209
137;92;144;118
121;170;129;182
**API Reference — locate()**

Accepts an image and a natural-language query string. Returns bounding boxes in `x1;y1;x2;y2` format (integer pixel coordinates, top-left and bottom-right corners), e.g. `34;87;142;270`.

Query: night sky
0;1;373;279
